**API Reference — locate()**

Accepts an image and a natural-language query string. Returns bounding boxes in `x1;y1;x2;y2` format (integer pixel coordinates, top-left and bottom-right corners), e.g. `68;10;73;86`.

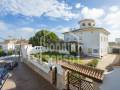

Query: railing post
51;66;57;86
64;70;70;90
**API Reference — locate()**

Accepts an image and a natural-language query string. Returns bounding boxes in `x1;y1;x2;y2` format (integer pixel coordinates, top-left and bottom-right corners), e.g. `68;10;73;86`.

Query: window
93;49;99;53
82;23;85;26
88;48;92;53
79;36;82;40
51;45;53;49
88;23;91;26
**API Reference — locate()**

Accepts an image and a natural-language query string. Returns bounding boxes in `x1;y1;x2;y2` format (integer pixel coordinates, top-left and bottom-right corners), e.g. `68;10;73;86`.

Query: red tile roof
59;61;104;82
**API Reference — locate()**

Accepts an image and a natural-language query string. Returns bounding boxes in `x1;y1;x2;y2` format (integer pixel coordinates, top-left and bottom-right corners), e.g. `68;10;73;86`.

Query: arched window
88;23;91;26
51;45;53;49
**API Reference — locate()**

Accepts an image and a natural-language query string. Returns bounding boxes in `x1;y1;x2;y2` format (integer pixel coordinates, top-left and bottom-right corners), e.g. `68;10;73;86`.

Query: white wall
100;33;108;57
82;31;100;57
64;30;109;58
80;20;95;29
2;43;15;53
21;44;33;58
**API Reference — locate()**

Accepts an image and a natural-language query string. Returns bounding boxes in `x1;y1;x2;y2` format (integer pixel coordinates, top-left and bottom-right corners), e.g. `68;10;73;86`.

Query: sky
0;0;120;41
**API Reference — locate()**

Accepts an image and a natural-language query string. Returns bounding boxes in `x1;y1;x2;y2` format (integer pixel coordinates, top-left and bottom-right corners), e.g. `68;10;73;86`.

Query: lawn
32;51;83;64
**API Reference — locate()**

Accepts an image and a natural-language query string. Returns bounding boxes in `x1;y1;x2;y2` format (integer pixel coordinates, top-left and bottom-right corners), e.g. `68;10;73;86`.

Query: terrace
0;56;56;90
2;62;56;90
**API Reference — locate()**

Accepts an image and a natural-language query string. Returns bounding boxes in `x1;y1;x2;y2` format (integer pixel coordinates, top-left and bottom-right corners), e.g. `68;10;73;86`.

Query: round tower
79;19;95;29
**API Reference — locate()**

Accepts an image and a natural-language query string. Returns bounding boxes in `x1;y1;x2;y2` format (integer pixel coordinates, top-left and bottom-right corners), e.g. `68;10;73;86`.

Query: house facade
2;40;16;53
1;39;29;53
63;19;110;58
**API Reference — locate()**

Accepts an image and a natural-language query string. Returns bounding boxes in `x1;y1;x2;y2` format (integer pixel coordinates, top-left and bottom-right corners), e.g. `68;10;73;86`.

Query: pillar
50;66;57;86
64;70;70;90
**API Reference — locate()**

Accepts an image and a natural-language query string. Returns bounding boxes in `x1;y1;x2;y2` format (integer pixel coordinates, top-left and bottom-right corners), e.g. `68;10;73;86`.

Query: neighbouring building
0;39;29;53
0;42;3;48
109;38;120;54
1;39;17;53
49;19;110;58
115;38;120;44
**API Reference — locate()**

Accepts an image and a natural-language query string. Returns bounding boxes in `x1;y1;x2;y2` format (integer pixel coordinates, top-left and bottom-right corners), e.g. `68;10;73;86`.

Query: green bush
70;51;77;56
42;57;48;62
0;48;5;56
87;59;99;67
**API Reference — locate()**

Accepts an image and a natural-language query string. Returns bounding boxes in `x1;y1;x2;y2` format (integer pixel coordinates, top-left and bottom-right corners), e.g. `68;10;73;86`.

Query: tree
0;48;5;57
29;30;59;46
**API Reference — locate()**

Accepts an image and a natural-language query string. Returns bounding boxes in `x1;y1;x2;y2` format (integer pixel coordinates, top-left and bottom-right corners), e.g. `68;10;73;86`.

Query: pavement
1;57;57;90
97;54;119;70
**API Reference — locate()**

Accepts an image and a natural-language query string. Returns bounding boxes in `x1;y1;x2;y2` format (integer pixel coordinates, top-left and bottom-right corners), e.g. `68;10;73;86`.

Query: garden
32;51;99;68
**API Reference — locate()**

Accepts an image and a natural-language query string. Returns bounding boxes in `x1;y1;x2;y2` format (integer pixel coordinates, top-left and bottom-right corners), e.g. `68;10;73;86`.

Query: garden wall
23;57;64;90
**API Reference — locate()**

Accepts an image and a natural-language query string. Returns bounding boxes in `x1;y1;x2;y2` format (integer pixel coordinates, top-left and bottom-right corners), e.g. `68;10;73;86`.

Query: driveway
97;54;119;70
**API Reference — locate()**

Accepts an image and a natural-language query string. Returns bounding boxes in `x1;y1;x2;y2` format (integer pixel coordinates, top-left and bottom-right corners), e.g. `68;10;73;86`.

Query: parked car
4;61;18;70
0;68;8;85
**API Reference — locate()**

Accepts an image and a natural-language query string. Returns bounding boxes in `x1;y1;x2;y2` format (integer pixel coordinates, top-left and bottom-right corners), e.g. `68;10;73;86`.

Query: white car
31;46;48;54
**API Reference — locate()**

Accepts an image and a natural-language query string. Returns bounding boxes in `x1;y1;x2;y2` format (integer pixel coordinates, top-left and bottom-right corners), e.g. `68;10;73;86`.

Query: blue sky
0;0;120;41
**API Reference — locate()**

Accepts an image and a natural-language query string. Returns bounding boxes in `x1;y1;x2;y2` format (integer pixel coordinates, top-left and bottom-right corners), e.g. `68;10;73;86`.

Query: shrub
87;59;99;67
70;51;77;56
42;57;48;62
0;48;5;57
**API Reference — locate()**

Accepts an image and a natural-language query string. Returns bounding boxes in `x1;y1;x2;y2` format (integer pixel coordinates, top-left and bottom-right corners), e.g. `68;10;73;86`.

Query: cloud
103;6;120;41
0;0;78;20
51;26;70;33
81;7;105;19
0;1;119;41
20;27;34;33
75;3;82;9
0;20;35;39
109;6;119;12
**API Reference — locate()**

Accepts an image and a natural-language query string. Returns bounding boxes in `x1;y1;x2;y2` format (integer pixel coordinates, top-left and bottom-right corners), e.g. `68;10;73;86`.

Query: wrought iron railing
68;72;95;90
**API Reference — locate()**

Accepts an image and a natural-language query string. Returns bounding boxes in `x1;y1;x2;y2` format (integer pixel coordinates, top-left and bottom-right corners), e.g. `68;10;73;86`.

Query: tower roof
79;19;95;24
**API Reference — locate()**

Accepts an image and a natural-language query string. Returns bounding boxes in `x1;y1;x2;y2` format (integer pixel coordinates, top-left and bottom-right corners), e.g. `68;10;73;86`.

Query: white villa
63;19;110;58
